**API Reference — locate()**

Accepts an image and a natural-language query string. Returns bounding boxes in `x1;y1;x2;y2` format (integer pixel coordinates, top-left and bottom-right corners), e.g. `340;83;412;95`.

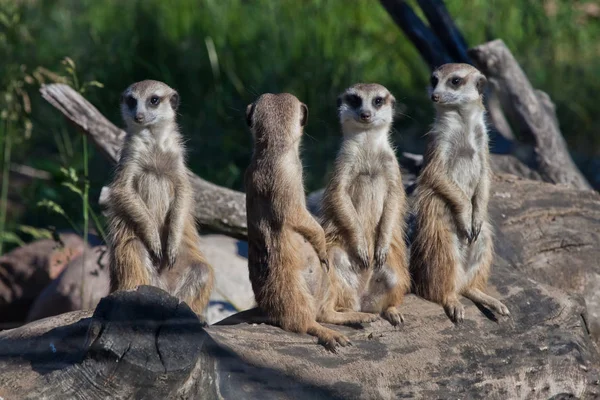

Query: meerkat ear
336;96;342;108
300;103;308;127
476;75;487;95
245;103;255;128
170;91;180;111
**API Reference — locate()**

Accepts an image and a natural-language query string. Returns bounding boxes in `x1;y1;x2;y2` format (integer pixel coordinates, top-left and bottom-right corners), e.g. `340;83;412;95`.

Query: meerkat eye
373;96;384;108
150;95;160;106
125;95;137;110
345;94;362;109
430;76;439;87
451;77;462;86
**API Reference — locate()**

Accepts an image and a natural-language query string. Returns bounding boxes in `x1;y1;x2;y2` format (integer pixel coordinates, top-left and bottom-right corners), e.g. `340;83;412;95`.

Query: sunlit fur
320;83;411;327
411;64;509;322
107;80;214;315
245;93;379;352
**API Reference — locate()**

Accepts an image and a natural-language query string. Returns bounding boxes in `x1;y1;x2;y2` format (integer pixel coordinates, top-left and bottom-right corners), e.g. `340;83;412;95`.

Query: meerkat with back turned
106;80;214;314
320;83;411;326
245;93;379;351
410;63;510;322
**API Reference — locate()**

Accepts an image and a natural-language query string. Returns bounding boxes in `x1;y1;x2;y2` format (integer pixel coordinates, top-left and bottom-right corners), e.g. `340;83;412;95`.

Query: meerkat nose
360;111;372;121
134;113;144;123
431;94;440;102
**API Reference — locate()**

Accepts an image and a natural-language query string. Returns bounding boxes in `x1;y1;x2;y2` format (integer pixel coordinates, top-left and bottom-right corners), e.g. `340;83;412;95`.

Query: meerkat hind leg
173;262;213;315
306;322;351;352
463;288;510;316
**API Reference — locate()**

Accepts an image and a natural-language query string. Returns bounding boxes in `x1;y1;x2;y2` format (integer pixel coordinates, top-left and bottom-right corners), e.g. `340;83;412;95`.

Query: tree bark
469;39;591;190
40;83;248;239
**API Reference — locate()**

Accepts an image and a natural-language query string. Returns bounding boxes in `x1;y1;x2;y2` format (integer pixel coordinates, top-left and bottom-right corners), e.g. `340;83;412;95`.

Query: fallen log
40;84;247;239
1;174;600;398
0;268;598;398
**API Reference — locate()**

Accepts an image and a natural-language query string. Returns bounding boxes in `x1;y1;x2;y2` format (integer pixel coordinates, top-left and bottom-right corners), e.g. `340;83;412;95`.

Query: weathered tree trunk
40;84;247;239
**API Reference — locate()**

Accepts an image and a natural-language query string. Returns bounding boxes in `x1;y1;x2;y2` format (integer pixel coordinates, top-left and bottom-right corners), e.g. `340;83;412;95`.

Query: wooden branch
469;39;591;190
416;0;471;64
40;83;248;239
379;0;453;69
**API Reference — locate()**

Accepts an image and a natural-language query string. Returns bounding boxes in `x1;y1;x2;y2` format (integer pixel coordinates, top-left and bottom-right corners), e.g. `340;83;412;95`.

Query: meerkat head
120;80;180;130
337;83;395;134
429;63;487;108
245;93;308;145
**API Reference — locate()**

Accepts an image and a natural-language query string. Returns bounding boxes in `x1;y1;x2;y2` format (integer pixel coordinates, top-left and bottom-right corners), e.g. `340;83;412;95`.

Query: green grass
1;0;599;250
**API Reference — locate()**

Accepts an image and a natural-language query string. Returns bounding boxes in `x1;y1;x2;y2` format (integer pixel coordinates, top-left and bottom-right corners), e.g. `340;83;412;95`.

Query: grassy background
1;0;599;251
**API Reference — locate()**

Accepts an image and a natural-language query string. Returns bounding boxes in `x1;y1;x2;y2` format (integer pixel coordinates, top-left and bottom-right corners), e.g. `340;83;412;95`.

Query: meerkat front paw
456;210;473;244
354;243;370;270
373;244;389;270
166;246;179;269
147;231;163;264
471;213;483;244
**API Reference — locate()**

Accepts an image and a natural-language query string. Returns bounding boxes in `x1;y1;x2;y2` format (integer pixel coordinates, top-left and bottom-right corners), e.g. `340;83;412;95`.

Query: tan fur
245;93;378;352
411;64;509;322
320;83;411;327
107;80;214;315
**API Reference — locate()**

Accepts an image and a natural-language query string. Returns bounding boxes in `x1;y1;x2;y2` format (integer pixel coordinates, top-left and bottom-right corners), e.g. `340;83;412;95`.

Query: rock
23;235;255;326
25;246;110;322
0;233;86;327
0;266;598;399
201;234;255;324
489;173;600;345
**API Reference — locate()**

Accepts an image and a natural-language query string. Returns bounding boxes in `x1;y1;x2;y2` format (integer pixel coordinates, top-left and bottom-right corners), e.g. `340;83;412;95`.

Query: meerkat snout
429;63;487;106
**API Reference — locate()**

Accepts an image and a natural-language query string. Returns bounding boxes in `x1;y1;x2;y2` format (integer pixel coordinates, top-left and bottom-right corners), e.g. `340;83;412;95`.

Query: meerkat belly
349;171;386;241
449;145;481;198
136;170;174;226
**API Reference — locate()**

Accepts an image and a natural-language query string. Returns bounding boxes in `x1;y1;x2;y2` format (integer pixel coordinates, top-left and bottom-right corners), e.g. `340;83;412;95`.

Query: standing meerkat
245;93;378;351
320;83;411;327
410;63;510;322
106;80;214;314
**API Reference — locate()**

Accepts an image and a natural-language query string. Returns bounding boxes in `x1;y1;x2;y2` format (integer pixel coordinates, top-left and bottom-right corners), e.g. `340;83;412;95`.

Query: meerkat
320;83;411;327
410;63;510;322
245;93;378;351
106;80;214;315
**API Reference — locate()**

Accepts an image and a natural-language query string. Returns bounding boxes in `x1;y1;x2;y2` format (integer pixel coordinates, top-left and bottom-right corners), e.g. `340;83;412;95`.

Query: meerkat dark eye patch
430;76;439;88
126;95;137;110
449;76;463;87
372;96;384;109
149;95;161;107
345;94;362;109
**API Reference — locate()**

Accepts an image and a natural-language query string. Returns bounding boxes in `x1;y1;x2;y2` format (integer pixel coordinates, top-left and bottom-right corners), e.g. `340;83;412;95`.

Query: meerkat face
120;80;179;129
337;83;395;132
245;93;308;144
429;63;487;107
